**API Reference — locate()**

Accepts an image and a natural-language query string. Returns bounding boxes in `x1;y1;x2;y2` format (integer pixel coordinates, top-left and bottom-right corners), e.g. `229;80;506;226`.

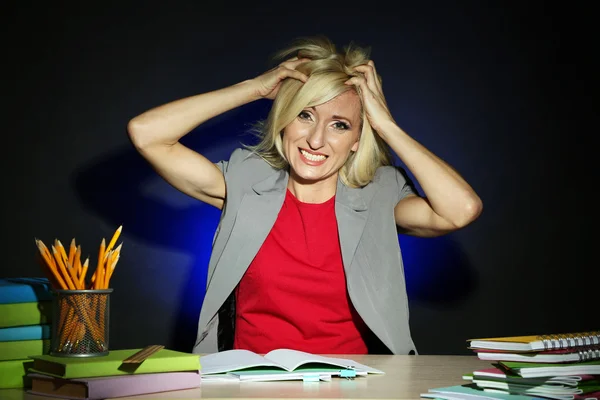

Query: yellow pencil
66;260;81;290
104;244;122;288
106;253;120;287
53;246;76;290
106;225;122;253
35;239;68;290
95;238;106;290
67;238;77;268
74;245;82;275
79;258;89;289
55;240;69;265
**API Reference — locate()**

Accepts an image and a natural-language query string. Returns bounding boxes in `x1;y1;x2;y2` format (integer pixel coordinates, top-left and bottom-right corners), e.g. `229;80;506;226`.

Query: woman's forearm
127;80;260;149
380;121;483;227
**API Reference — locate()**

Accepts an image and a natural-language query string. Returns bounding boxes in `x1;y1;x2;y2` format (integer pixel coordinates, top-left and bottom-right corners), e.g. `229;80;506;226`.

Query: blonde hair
244;35;392;188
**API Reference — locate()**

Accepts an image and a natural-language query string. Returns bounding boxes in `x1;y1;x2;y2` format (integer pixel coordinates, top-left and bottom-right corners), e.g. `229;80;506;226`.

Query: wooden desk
0;355;490;400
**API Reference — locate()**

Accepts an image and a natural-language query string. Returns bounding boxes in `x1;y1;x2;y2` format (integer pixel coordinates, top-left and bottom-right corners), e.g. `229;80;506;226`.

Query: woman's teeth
300;149;326;161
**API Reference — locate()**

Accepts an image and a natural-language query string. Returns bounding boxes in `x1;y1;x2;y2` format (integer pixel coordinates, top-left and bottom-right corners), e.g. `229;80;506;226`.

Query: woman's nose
306;126;325;149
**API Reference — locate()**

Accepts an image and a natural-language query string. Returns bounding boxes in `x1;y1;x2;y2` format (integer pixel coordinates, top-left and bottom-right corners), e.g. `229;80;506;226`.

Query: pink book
574;391;600;400
26;371;201;400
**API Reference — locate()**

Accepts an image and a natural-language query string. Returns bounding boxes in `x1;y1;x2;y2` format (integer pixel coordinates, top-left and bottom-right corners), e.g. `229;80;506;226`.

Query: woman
127;36;482;355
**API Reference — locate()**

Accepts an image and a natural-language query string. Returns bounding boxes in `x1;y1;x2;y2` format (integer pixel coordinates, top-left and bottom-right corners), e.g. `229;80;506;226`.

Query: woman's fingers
344;75;372;98
367;60;383;92
278;66;308;82
280;57;311;69
274;57;310;83
353;62;382;96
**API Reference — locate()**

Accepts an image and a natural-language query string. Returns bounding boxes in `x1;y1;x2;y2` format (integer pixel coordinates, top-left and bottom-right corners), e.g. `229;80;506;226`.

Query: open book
200;349;384;382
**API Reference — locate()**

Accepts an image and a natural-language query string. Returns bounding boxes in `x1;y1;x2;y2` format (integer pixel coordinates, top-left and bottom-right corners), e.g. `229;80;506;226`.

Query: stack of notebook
24;348;201;399
0;277;53;389
421;331;600;400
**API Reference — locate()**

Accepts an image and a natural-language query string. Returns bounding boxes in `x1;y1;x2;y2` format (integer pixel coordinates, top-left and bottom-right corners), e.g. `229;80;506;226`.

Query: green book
28;348;201;379
0;359;34;389
0;339;51;361
0;301;52;328
499;359;600;378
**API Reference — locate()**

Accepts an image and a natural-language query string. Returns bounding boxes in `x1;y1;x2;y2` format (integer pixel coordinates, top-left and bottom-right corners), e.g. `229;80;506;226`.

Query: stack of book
0;277;53;390
24;347;202;399
421;331;600;400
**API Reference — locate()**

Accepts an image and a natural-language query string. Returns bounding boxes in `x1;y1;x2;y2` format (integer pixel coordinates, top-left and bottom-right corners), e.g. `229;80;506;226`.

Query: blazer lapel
203;170;288;320
231;171;288;276
335;178;369;274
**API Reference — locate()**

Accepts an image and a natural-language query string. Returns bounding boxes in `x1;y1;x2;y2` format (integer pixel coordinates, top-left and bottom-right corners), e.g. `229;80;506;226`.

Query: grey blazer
192;148;418;355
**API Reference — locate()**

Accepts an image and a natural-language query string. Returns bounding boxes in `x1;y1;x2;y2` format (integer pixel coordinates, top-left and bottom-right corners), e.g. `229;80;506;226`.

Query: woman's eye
298;111;312;120
333;121;350;130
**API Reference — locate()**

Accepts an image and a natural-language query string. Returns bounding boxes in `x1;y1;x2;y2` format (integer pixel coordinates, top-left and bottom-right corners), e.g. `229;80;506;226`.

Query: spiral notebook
467;331;600;352
475;347;600;363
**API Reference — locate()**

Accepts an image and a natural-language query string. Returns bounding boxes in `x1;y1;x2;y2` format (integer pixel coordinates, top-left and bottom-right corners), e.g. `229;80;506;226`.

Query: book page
264;349;384;373
199;349;284;375
230;370;335;382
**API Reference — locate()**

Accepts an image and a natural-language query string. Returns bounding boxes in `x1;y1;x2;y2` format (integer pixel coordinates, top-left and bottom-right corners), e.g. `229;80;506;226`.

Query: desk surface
1;355;491;400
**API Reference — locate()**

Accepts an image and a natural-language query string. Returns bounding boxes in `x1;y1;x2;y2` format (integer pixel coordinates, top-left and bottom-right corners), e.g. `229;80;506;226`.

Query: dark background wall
4;2;596;355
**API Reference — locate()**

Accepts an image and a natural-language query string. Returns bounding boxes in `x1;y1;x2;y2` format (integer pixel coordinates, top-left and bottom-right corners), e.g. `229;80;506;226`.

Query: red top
233;189;368;354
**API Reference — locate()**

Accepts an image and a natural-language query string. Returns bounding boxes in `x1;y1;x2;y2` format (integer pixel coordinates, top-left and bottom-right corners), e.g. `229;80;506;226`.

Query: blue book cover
0;278;53;304
0;325;51;341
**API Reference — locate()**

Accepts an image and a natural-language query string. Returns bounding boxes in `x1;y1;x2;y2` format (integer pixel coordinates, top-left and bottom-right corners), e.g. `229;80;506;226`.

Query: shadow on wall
70;101;268;352
70;100;477;352
401;234;477;305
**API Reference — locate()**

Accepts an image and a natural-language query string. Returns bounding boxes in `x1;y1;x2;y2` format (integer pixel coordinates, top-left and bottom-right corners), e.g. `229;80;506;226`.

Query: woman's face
282;90;361;185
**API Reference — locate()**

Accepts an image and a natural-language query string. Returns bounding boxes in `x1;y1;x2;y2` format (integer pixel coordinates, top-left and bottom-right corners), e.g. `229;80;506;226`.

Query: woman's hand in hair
345;61;397;137
251;57;310;100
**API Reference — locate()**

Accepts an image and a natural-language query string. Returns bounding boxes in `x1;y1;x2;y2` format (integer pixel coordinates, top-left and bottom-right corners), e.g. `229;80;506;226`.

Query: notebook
0;359;34;389
200;348;383;381
468;331;600;352
0;339;50;361
465;367;598;386
0;301;52;328
27;371;201;400
476;347;600;363
0;278;53;304
471;380;600;400
28;348;200;379
421;384;544;400
499;360;600;378
480;388;600;400
0;324;51;342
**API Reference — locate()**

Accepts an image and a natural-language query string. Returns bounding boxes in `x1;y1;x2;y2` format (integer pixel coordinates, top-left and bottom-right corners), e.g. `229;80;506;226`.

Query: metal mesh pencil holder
50;289;113;357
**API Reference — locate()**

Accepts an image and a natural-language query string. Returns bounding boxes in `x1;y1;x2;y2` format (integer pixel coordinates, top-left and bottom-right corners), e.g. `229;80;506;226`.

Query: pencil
106;225;122;254
52;245;76;290
79;257;89;289
74;245;82;275
95;238;106;290
67;238;76;269
104;243;122;288
66;260;81;290
35;239;68;290
55;240;69;266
